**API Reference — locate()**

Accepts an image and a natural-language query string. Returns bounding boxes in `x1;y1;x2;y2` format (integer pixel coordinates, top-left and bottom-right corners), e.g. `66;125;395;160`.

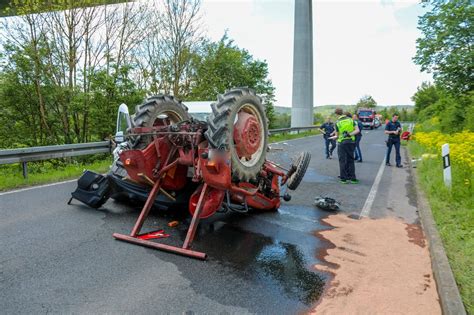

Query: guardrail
269;126;320;135
0;126;321;178
0;141;111;178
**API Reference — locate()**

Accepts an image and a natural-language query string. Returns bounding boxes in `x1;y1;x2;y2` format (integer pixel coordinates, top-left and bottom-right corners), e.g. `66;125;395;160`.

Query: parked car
374;117;381;128
357;108;376;129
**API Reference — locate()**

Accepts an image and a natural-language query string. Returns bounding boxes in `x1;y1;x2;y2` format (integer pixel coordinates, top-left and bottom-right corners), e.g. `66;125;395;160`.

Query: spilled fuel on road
99;199;333;314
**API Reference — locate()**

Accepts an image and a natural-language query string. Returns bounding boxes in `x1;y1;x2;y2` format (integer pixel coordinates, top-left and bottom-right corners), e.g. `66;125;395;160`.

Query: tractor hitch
112;178;210;260
112;143;209;260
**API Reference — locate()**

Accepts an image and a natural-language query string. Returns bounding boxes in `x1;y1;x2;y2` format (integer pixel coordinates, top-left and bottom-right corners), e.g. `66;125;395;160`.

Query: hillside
274;105;413;116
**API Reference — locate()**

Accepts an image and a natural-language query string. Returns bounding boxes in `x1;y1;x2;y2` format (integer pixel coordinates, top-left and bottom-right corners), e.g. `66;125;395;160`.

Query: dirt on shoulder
312;214;441;315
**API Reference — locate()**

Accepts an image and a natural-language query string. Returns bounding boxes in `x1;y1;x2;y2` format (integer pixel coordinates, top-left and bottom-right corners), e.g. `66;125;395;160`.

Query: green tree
400;108;408;121
379;107;388;121
411;82;440;114
414;0;473;95
273;113;291;128
356;95;377;108
437;94;465;132
0;2;279;148
89;66;145;140
411;83;473;132
462;92;474;131
313;113;324;125
189;34;276;127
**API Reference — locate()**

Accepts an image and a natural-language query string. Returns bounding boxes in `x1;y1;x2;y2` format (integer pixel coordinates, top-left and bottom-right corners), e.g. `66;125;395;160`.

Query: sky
200;0;433;106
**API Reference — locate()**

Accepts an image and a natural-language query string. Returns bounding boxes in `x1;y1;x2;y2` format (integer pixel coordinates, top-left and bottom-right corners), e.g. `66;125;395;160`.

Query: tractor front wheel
132;95;191;149
110;95;190;179
287;151;311;190
205;88;268;181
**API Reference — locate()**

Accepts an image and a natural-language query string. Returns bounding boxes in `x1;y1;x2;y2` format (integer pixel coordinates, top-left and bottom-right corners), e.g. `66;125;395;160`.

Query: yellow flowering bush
414;131;474;169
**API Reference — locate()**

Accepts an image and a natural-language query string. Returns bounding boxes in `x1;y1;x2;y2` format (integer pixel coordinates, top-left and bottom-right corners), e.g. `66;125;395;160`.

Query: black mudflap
69;171;111;208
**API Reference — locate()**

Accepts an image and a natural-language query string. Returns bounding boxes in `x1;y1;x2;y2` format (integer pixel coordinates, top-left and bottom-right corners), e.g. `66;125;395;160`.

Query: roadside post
22;162;28;179
442;143;451;188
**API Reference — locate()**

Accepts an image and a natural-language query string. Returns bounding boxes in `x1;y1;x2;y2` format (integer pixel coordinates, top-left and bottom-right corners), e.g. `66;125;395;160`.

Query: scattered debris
268;145;284;151
137;230;170;240
421;153;437;159
314;196;340;211
167;220;179;228
411;154;438;168
411;158;422;168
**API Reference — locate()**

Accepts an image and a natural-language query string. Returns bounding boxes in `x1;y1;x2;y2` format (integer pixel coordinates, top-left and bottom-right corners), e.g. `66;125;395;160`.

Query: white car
374;118;381;129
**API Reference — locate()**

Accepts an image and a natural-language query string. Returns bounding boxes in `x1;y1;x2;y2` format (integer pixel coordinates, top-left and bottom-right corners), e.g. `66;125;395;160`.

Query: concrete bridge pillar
291;0;313;128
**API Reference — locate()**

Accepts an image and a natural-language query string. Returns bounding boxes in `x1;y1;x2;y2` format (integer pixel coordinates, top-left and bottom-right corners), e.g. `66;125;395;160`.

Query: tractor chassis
69;91;311;261
112;129;209;260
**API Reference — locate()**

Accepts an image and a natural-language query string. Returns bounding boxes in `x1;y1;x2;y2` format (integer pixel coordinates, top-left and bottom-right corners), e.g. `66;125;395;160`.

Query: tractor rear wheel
132;95;190;149
205;88;268;181
110;95;190;179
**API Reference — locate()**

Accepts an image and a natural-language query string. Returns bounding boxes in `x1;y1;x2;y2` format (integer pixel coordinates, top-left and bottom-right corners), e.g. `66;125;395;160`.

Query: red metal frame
113;137;209;260
113;181;209;260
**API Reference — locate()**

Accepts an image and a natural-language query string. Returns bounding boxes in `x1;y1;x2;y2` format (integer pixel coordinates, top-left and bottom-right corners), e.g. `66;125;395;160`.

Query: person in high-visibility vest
330;108;360;183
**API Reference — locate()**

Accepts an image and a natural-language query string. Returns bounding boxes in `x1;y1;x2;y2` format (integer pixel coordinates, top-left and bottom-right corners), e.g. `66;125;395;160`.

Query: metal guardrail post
22;162;28;179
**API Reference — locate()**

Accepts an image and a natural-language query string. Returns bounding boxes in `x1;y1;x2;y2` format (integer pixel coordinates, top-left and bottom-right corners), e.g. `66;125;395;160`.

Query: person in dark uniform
352;114;363;162
331;108;360;183
385;113;403;167
319;117;336;159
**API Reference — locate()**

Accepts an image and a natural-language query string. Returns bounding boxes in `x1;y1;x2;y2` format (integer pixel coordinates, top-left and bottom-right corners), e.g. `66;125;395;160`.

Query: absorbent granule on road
312;214;441;315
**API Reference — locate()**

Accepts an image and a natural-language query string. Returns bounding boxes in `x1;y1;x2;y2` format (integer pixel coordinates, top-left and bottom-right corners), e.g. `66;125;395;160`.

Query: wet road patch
102;202;331;314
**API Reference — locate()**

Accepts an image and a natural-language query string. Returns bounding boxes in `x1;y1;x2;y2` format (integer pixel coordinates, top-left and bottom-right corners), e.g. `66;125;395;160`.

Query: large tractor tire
110;95;190;179
131;95;190;149
205;88;268;181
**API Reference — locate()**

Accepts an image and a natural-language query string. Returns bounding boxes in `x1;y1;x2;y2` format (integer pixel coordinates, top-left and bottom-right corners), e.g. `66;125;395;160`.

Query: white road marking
0;179;77;196
359;158;386;218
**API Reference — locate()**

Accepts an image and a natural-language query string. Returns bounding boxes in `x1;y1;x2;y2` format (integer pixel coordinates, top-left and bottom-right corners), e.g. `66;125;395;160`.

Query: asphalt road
0;127;418;314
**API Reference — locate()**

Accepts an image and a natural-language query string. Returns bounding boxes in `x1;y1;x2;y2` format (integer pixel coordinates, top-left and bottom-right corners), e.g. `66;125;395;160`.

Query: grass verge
0;157;112;192
269;129;320;143
408;141;473;313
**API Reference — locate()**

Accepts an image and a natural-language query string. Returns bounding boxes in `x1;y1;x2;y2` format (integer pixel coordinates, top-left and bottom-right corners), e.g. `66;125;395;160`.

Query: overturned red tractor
70;88;310;259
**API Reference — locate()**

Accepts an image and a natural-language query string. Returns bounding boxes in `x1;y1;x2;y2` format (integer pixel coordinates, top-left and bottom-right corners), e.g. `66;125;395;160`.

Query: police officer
352;114;363;162
385;113;403;168
319;117;336;159
331;108;360;184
